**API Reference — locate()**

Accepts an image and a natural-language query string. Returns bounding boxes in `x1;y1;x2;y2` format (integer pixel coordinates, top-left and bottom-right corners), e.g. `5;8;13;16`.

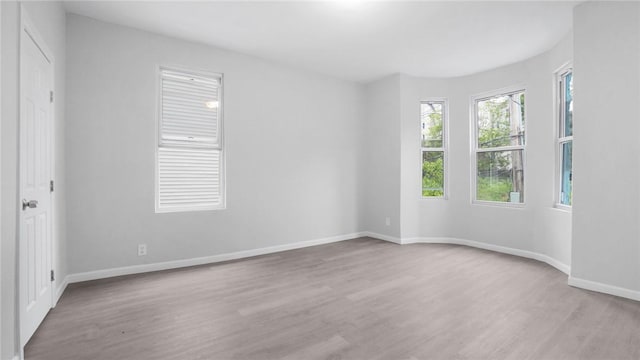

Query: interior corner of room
1;1;640;360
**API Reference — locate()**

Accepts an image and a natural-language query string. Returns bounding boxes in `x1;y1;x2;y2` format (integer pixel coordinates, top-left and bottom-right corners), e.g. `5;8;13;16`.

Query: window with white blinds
156;67;224;212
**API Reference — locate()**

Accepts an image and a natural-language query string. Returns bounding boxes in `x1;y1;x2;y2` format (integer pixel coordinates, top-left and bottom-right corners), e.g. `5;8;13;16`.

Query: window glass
476;150;524;203
421;103;443;148
473;90;526;204
477;92;525;149
421;101;446;198
157;67;225;212
561;141;572;205
422;151;444;197
558;69;573;206
564;72;573;137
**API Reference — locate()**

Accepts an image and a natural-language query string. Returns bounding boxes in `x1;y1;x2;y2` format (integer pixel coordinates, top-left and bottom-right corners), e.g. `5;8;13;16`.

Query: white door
19;22;54;346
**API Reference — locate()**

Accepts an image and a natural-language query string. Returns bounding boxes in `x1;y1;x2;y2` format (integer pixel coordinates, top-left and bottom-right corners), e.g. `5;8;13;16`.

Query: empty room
1;1;640;359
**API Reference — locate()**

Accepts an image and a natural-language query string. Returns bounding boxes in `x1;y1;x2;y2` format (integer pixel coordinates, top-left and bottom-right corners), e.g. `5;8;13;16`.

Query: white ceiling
63;1;577;83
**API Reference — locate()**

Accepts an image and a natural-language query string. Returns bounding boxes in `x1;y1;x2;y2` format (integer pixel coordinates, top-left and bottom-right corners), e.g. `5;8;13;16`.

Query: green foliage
477;151;512;181
477;97;511;148
474;92;525;202
477;93;525;149
421;103;445;197
422;152;444;197
422;105;443;148
477;177;512;202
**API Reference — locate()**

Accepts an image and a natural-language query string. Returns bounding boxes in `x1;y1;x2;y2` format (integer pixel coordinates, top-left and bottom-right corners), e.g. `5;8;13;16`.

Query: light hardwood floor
25;237;640;360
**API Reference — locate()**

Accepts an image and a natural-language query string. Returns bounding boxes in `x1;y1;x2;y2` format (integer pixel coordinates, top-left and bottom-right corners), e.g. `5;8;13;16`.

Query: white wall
0;4;19;357
399;75;454;241
1;2;66;359
571;2;640;293
0;3;3;357
362;30;574;269
362;75;401;239
65;15;365;274
3;7;637;357
532;33;574;271
365;5;640;299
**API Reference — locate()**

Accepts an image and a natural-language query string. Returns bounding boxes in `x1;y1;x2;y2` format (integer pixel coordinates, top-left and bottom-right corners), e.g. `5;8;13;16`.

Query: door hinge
50;180;54;193
51;270;55;282
50;91;54;103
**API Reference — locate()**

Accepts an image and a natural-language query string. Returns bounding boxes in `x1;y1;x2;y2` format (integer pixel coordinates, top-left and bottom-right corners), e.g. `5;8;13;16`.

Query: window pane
422;151;444;197
563;72;573;137
421;102;443;148
161;72;221;147
158;147;222;209
476;150;524;203
561;141;573;205
477;92;525;148
157;68;225;212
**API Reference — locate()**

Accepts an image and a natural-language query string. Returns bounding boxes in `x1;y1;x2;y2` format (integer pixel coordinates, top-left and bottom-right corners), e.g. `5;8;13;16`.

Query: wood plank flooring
25;237;640;360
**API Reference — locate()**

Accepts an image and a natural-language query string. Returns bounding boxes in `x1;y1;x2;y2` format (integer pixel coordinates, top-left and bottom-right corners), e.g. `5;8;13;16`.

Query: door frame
0;3;2;358
18;5;57;350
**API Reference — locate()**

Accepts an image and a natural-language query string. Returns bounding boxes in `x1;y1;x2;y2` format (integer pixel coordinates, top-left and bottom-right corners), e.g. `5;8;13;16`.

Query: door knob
22;199;38;210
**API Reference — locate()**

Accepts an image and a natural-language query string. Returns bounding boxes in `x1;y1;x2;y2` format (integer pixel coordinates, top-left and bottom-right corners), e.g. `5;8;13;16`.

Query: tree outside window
474;90;526;203
421;101;446;198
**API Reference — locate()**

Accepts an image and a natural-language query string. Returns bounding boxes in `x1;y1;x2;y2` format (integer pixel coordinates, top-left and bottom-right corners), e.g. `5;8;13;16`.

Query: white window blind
156;67;224;212
160;69;221;147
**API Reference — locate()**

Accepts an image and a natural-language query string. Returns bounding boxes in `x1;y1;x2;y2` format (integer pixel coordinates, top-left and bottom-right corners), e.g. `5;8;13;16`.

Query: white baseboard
568;276;640;302
66;232;365;284
538;253;571;275
361;231;402;244
367;234;571;275
53;277;69;306
61;231;640;305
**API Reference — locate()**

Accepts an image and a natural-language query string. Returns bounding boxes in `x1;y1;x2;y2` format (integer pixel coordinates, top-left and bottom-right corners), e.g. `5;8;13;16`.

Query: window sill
472;200;525;209
155;205;226;214
420;196;448;200
553;204;572;212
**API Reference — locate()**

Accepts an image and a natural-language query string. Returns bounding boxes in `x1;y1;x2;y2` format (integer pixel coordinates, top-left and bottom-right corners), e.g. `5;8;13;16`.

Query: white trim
568;276;640;302
472;84;528;103
420;98;449;200
553;203;572;212
472;200;526;209
553;61;573;78
0;3;2;359
365;234;571;275
402;237;570;275
53;276;68;307
361;231;402;244
154;65;226;213
475;144;524;153
554;62;573;208
470;84;527;207
66;232;364;283
58;232;640;306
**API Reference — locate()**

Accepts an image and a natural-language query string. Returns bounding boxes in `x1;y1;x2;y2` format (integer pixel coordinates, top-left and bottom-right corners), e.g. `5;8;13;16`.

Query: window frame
420;99;449;200
155;65;226;213
470;85;527;207
555;63;573;210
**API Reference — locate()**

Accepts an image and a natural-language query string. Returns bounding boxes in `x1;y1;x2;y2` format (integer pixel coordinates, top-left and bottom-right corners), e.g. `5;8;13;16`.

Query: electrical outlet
385;217;391;226
138;244;147;256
